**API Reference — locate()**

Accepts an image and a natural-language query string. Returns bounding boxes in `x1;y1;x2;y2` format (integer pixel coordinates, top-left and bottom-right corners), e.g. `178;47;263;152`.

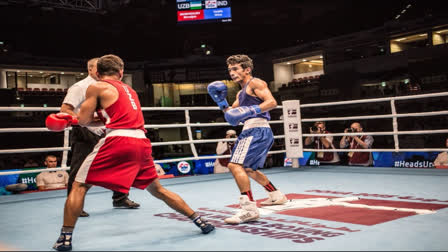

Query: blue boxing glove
207;81;229;110
224;105;262;126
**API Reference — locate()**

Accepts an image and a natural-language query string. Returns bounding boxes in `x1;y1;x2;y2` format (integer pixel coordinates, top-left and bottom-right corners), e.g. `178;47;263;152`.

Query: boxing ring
1;92;448;251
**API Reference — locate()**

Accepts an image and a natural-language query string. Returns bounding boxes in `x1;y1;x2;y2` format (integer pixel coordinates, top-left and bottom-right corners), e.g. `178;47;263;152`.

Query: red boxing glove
45;113;78;132
54;112;78;125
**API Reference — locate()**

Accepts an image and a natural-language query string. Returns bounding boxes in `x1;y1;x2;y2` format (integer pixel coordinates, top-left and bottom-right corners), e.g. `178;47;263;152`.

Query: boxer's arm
60;103;76;116
78;85;100;126
250;78;277;112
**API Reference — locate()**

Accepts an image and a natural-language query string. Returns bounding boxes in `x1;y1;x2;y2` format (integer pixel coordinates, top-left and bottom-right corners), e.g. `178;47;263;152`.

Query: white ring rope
0;91;447;175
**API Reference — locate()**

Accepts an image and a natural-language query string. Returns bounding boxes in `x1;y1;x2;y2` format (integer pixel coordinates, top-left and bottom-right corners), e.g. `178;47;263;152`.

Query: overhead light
61;72;65;74
419;34;427;37
395;38;406;41
319;55;323;58
80;73;84;75
286;62;291;65
401;9;406;14
302;59;307;62
406;4;412;8
395;15;401;19
39;71;43;74
17;70;20;73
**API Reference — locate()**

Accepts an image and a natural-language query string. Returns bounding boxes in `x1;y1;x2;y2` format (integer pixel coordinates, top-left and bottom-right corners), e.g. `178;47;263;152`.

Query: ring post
282;100;303;168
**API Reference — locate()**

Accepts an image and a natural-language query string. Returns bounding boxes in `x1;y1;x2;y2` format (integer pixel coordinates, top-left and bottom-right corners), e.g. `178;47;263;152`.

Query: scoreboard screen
177;0;232;24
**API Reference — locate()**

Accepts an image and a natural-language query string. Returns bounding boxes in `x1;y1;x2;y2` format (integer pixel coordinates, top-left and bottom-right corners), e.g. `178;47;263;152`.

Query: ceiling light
39;71;43;74
286;62;291;65
61;72;65;74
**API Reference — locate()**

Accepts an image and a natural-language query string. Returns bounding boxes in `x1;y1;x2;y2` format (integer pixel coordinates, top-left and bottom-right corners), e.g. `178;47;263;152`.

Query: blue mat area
0;166;447;251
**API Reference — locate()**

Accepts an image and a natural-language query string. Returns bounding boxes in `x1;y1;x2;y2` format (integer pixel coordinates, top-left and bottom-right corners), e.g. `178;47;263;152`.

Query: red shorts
75;129;158;193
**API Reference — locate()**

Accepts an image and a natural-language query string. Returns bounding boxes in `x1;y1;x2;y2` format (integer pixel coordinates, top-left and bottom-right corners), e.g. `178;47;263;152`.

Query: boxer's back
97;79;145;131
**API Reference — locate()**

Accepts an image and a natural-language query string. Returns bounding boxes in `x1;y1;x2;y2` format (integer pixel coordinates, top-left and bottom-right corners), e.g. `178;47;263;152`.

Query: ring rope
1;92;447;175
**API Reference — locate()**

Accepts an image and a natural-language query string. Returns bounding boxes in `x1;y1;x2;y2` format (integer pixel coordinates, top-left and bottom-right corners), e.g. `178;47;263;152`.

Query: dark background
2;0;446;60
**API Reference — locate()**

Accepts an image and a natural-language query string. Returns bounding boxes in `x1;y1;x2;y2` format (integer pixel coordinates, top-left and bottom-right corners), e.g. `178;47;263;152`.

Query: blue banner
203;7;231;20
284;151;440;168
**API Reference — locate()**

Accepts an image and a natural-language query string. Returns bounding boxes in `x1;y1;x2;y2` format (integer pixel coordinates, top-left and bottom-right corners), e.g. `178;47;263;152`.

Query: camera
311;126;319;132
347;128;355;133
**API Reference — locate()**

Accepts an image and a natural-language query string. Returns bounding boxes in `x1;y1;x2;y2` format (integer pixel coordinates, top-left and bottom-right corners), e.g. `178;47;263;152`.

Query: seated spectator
36;155;68;191
214;129;237;173
339;122;374;166
304;121;340;164
434;137;448;168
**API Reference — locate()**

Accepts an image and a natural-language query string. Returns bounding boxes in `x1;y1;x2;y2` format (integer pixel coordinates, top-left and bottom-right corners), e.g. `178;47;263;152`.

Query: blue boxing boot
190;213;215;234
53;227;73;251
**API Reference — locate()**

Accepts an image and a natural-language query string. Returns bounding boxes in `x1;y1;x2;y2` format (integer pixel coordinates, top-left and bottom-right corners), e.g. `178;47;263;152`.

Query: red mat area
226;193;448;226
277;205;417;225
349;198;448;210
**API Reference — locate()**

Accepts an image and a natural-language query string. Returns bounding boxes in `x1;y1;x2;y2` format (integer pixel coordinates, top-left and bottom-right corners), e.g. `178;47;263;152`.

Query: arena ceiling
0;0;447;61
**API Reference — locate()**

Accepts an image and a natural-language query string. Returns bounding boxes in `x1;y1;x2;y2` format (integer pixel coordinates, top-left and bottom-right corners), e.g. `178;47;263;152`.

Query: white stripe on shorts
230;136;253;164
75;137;106;184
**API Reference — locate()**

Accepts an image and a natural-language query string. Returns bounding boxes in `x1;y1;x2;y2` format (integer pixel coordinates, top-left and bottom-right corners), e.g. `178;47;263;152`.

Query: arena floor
1;166;447;251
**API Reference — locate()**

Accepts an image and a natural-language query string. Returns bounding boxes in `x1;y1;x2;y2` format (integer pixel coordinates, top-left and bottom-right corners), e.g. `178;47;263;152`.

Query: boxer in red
46;54;214;251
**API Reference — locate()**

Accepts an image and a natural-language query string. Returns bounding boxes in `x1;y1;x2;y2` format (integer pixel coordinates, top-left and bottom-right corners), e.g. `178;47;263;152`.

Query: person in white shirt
60;58;140;217
36;155;69;190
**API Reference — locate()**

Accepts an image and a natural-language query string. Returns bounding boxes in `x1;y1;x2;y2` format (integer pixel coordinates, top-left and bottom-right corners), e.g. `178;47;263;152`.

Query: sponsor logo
284;158;292;166
289;138;300;147
288;123;298;132
394;160;434;168
177;161;191;174
310;159;320;166
287;109;297;117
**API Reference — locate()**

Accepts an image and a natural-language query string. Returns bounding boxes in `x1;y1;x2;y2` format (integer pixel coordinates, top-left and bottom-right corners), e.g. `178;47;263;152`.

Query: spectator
36;155;69;191
304;121;340;164
434;137;448;168
339;122;374;166
213;129;237;173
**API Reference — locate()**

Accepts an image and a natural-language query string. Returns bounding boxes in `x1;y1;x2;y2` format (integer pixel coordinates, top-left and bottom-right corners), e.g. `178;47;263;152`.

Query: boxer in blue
208;54;288;224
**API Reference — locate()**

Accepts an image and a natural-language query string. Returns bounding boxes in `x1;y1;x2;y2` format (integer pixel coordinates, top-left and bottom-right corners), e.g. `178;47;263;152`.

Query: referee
60;58;140;217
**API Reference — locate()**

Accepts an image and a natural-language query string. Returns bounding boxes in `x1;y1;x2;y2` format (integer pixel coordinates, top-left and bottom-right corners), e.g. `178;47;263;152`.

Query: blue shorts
230;127;274;170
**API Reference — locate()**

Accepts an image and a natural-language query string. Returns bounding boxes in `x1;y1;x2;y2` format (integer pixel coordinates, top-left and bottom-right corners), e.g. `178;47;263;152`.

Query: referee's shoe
113;197;140;208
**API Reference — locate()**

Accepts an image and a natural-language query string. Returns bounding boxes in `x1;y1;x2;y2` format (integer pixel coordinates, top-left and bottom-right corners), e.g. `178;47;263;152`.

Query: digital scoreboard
177;0;232;24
